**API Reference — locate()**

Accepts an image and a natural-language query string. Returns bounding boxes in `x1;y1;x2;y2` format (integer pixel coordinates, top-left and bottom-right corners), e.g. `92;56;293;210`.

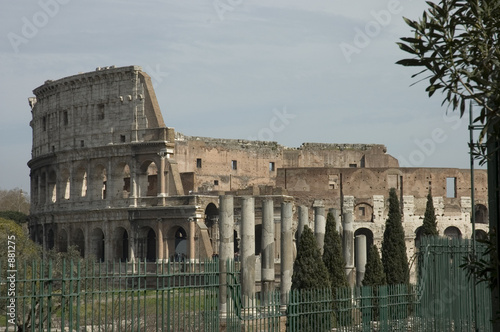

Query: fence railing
0;237;493;331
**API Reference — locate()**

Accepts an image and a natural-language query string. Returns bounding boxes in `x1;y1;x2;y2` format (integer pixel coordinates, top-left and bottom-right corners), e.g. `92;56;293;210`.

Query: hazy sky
0;0;478;193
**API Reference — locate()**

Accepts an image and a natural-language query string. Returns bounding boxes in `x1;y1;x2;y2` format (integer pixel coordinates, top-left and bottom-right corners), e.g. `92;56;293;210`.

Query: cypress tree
290;225;331;331
421;192;439;236
381;188;409;285
323;212;348;290
363;244;386;287
291;225;330;290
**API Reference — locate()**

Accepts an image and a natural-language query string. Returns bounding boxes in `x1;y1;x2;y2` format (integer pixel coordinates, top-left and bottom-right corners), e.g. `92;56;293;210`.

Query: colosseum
27;65;489;275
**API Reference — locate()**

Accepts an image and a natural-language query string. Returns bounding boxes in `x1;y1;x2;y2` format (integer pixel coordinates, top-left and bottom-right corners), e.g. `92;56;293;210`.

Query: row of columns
218;195;366;317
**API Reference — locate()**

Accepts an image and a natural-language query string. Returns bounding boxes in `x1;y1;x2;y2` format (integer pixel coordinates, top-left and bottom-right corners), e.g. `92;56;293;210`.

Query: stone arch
48;169;57;203
113;227;129;261
139;160;158;197
47;228;55;250
91;228;105;262
354;228;373;282
475;204;488;224
138;226;157;262
354;227;374;249
474;229;488;240
444;226;462;239
72;228;85;257
348;169;379;193
60;168;71;200
93;164;107;200
354;202;373;222
58;228;68;252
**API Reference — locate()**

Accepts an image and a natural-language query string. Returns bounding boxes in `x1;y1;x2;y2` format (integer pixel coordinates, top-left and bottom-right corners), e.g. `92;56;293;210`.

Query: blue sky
0;0;478;192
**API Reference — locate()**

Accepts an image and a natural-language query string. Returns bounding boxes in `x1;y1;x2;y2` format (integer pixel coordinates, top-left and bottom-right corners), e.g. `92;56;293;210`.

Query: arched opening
61;168;70;200
174;227;187;261
40;172;47;204
74;167;88;198
94;165;107;200
474;229;488;240
444;226;462;239
138;227;157;262
48;170;57;203
47;229;55;250
475;204;488;224
354;228;374;248
122;164;131;198
91;228;105;262
146;229;156;262
114;227;129;262
415;226;424;249
72;228;85;257
355;203;373;222
58;229;68;252
139;161;158;197
205;203;219;254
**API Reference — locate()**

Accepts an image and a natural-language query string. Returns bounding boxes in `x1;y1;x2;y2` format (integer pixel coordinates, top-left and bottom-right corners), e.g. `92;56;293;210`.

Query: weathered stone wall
174;133;399;193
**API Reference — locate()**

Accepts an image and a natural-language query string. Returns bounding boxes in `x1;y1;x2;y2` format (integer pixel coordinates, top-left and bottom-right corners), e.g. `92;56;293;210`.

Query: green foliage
0;211;28;224
322;212;349;327
396;0;500;162
421;192;438;237
0;188;30;214
290;225;332;331
292;225;330;290
0;218;40;264
461;228;498;290
381;188;409;285
323;212;348;290
363;244;386;287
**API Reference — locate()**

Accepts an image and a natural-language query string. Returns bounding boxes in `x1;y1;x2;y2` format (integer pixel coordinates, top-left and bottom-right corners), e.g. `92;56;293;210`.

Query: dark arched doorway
444;226;462;239
146;228;156;262
114;227;129;262
205;203;219;255
91;228;105;262
47;229;55;250
174;227;187;261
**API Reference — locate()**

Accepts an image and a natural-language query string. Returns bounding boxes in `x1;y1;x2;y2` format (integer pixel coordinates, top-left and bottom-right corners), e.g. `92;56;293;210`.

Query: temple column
280;202;293;310
241;196;255;308
219;195;234;319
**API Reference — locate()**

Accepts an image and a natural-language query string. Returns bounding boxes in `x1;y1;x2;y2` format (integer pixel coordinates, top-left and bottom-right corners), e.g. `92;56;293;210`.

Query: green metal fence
0;259;220;332
416;237;492;332
0;237;493;331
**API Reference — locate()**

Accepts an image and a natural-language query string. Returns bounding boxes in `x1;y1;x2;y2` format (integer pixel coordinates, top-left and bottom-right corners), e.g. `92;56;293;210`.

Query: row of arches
44;225;190;262
31;158;165;207
353;202;488;224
